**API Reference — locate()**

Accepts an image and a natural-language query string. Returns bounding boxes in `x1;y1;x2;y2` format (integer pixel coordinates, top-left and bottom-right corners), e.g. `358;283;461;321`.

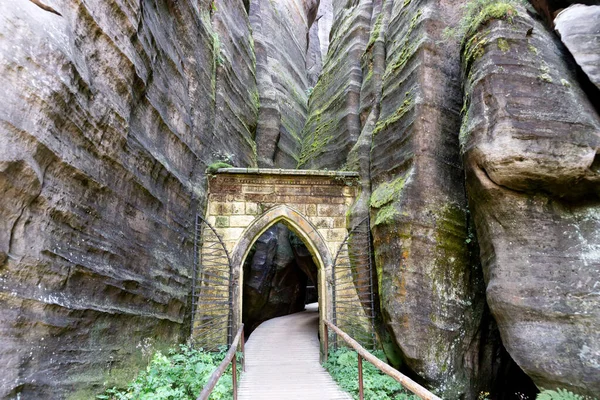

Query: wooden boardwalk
238;304;352;400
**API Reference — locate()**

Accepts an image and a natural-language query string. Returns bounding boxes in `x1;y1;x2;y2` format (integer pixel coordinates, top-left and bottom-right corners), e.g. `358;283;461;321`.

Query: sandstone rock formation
555;4;600;90
250;0;331;168
461;4;600;396
2;0;600;398
0;0;257;397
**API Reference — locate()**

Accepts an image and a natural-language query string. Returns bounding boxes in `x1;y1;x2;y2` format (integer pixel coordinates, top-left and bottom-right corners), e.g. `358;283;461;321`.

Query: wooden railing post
323;319;442;400
241;330;245;372
196;324;244;400
232;354;238;400
323;323;329;362
358;354;364;400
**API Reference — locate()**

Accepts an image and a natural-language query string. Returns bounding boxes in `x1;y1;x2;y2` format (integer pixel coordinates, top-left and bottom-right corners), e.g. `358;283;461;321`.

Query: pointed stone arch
199;168;360;357
230;205;334;346
231;204;333;275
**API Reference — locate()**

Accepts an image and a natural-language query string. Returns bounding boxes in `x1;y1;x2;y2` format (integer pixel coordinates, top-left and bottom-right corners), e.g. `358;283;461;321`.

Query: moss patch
207;161;234;173
497;37;510;52
372;93;413;136
370;173;411;226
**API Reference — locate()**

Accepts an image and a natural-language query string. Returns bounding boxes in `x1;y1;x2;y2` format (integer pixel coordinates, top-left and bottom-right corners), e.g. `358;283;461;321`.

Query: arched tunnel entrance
190;167;376;358
229;204;334;352
241;221;319;336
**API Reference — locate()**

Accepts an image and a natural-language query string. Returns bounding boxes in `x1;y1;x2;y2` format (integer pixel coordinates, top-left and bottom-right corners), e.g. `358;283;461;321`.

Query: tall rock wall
460;4;600;396
0;0;258;397
299;0;371;169
368;1;486;397
250;0;329;168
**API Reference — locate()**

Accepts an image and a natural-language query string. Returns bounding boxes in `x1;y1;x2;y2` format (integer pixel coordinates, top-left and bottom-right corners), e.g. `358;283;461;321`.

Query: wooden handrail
323;319;442;400
196;324;245;400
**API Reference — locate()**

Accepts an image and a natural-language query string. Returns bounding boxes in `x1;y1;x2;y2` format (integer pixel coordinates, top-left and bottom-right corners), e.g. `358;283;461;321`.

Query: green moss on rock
372;93;413;136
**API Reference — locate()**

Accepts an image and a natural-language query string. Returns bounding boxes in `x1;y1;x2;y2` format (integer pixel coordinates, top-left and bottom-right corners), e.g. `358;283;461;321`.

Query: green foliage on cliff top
97;345;239;400
324;348;419;400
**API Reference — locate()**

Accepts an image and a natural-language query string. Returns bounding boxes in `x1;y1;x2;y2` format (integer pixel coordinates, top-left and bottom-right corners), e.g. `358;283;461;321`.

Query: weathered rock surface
461;6;600;396
250;0;328;168
555;4;600;91
299;0;370;169
368;1;486;397
0;0;257;397
242;224;312;334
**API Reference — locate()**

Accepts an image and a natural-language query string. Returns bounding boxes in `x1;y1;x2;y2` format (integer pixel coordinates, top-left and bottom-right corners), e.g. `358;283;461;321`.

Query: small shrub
97;345;240;400
207;161;234;174
323;348;419;400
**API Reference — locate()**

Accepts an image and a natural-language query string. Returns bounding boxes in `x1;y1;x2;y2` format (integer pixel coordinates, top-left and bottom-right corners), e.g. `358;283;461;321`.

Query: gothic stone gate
192;168;374;355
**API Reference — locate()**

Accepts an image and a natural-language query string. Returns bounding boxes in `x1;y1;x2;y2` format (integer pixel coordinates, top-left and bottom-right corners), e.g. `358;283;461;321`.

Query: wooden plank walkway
238;304;352;400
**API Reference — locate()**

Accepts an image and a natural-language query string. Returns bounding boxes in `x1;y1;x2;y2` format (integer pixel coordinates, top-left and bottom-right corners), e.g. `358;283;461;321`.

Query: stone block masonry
205;168;360;256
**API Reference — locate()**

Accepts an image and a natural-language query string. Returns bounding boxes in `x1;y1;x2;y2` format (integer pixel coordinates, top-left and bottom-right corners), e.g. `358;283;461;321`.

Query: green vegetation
324;348;419;400
382;10;422;81
366;13;384;51
370;175;408;209
537;389;598;400
497;38;510;52
372;93;413;136
207;161;234;173
97;345;239;400
444;0;522;44
370;173;410;226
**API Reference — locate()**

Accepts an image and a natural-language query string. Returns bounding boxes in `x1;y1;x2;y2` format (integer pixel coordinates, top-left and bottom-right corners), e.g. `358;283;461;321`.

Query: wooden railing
323;319;442;400
196;324;245;400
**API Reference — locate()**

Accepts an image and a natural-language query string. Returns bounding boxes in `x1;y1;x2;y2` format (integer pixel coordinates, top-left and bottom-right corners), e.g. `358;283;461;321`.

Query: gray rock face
555;4;600;91
305;0;494;397
0;0;257;397
368;1;486;397
461;6;600;396
299;0;371;169
250;0;324;168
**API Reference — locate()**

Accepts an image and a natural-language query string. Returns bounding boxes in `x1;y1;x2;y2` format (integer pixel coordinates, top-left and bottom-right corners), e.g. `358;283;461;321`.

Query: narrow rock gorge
0;0;598;398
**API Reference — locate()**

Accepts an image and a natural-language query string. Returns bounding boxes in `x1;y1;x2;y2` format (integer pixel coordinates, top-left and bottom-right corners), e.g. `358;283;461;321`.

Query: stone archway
230;204;332;345
201;167;360;356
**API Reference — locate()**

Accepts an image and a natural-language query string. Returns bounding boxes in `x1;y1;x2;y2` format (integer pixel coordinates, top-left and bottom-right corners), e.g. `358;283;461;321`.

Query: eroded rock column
461;4;600;396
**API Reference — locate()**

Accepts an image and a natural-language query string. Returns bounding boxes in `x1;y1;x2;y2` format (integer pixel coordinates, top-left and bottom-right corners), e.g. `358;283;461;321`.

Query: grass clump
97;345;239;400
324;348;419;400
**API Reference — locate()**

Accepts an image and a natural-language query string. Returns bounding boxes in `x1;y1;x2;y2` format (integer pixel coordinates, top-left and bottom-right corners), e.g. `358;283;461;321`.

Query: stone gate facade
197;167;362;354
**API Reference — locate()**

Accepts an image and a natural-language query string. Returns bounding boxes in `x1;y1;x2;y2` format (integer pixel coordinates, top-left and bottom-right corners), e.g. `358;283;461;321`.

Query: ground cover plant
97;344;239;400
323;347;419;400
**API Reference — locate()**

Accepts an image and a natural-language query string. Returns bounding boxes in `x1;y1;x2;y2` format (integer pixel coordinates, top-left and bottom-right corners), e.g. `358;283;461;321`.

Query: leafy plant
323;348;419;400
97;345;240;400
537;389;598;400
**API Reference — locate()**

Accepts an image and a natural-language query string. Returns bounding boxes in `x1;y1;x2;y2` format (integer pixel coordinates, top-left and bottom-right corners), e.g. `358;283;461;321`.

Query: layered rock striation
461;3;600;396
250;0;331;168
2;0;600;398
0;0;257;397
